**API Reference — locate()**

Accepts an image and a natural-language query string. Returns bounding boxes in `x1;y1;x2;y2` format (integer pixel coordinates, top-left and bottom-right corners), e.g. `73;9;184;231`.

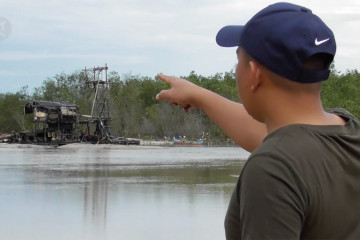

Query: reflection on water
83;162;109;231
0;144;249;240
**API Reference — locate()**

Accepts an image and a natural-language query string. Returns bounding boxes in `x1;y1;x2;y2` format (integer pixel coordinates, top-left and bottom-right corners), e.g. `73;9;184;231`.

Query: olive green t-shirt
225;108;360;239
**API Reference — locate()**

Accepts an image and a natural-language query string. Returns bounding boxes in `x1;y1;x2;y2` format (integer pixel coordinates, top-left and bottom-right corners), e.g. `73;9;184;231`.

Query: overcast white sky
1;0;359;93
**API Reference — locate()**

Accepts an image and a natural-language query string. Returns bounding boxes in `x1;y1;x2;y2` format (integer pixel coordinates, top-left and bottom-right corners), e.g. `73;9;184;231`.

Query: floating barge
8;100;79;145
6;64;140;146
6;100;139;146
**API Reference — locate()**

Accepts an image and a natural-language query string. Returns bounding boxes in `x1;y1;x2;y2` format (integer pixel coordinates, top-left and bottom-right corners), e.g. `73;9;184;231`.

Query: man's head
216;2;336;123
216;2;336;84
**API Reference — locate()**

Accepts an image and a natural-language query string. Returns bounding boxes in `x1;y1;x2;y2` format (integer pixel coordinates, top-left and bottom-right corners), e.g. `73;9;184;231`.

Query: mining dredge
6;64;139;146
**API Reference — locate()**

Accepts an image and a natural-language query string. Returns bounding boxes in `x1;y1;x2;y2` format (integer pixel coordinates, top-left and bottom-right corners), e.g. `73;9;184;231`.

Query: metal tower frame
83;64;111;138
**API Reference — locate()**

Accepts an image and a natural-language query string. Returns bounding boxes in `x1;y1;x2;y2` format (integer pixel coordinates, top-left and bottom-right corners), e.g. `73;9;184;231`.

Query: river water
0;143;250;240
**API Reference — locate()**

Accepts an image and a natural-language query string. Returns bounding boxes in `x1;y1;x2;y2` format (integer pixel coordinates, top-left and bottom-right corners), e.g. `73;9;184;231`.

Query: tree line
0;67;359;142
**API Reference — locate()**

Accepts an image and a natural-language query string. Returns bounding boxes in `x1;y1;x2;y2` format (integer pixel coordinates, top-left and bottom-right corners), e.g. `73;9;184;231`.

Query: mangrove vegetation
1;67;359;142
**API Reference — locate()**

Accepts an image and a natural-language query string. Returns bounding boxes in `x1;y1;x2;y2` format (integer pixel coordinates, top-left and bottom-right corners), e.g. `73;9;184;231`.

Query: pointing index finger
157;73;173;85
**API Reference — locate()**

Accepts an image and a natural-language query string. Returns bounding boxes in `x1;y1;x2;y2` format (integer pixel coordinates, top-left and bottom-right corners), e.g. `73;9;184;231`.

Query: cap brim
216;25;244;47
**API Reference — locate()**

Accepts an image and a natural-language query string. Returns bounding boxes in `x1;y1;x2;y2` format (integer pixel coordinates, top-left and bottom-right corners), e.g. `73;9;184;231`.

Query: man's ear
249;61;262;91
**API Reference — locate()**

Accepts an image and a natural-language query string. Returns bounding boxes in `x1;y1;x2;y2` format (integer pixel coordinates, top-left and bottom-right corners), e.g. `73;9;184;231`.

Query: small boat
173;137;204;146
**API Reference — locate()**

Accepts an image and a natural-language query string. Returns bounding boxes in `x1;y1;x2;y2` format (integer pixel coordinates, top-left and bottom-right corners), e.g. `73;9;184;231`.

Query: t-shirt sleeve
238;155;306;239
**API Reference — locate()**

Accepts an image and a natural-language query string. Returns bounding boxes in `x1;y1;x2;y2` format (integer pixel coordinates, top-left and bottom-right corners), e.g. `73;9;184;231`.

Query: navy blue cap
216;2;336;83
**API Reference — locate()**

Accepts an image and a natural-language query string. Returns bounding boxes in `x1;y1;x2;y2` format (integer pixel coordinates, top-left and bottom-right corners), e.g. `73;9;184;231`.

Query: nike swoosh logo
315;38;330;46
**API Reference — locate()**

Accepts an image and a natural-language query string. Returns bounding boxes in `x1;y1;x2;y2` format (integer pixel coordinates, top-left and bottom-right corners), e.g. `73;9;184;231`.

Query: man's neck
262;97;346;134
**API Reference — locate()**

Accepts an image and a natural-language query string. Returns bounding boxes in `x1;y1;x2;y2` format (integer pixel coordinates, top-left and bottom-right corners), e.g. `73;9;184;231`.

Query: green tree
321;69;360;119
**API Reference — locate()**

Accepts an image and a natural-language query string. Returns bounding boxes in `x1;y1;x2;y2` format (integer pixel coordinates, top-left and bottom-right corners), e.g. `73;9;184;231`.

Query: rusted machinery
79;64;139;145
81;64;111;142
5;64;140;146
9;101;79;145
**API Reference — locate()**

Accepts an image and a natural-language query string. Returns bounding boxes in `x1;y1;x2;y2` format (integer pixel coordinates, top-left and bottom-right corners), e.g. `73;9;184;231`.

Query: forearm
156;74;266;152
195;88;266;152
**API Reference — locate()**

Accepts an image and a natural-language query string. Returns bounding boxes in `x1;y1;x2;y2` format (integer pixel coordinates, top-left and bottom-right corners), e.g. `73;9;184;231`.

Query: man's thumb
156;90;170;101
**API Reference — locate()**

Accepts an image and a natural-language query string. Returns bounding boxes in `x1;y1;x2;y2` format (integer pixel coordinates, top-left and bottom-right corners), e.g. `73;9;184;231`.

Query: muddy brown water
0;143;249;240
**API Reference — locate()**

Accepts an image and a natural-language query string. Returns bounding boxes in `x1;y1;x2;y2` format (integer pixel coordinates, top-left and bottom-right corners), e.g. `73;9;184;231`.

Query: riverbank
0;137;237;148
0;142;165;150
140;140;174;146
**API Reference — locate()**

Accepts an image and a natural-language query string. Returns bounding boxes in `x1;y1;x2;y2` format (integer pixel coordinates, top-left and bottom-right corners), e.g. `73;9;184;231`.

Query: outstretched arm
156;74;267;152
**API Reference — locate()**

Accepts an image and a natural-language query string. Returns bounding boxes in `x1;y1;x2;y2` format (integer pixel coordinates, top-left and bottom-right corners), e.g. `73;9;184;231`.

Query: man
156;2;360;239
